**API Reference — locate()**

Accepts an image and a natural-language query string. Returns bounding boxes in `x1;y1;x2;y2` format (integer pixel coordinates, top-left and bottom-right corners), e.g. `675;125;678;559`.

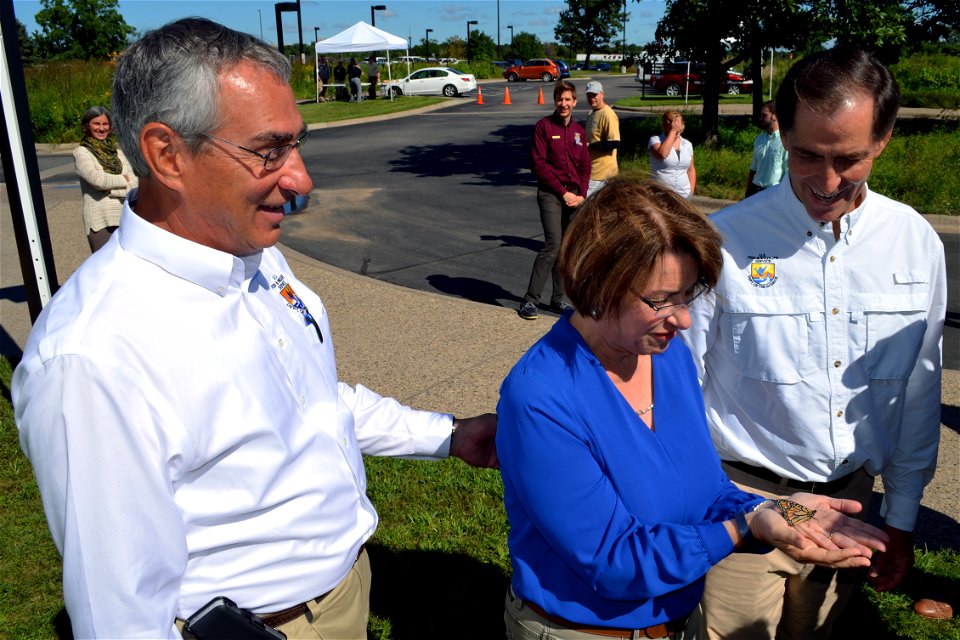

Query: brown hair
553;79;577;102
776;46;899;143
559;177;722;320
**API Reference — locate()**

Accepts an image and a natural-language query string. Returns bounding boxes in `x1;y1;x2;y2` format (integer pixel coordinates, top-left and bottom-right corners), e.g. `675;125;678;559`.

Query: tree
467;30;497;61
906;0;960;44
15;19;40;64
509;32;544;61
441;36;467;61
34;0;135;60
554;0;625;67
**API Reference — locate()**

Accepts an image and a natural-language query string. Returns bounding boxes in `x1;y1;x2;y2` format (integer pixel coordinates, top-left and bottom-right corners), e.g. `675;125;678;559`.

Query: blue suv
551;59;572;79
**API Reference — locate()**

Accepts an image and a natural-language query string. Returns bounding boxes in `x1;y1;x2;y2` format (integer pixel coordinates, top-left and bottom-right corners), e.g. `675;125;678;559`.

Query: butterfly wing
773;499;817;526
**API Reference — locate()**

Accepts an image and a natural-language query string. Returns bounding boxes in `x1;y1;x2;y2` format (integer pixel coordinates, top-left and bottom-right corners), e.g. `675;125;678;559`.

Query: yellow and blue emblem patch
747;254;778;288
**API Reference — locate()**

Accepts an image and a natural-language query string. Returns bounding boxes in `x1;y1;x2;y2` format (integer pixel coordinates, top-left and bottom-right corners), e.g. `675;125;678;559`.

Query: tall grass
24;61;115;144
892;51;960;109
620;114;960;214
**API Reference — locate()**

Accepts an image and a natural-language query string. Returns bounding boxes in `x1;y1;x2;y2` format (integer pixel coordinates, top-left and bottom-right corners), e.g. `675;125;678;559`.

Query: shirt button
806;231;813;237
299;395;306;406
837;410;843;417
834;360;841;368
278;338;285;349
216;287;225;295
831;308;839;315
829;256;836;263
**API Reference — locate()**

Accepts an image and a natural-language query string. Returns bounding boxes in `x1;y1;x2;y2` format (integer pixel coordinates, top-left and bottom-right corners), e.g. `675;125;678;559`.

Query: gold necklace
635;403;654;416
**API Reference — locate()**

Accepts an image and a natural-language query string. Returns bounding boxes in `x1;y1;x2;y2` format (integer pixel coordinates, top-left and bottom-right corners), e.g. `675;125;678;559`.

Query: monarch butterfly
773;499;818;526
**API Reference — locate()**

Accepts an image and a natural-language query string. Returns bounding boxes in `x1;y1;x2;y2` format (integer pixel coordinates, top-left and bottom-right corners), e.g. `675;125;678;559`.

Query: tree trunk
751;44;764;121
702;56;722;146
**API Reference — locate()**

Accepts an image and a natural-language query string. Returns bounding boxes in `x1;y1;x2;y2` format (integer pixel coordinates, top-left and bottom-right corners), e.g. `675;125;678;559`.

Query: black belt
724;460;862;495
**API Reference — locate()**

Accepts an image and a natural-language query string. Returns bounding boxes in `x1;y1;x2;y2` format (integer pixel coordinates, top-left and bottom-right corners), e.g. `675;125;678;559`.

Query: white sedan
383;67;477;97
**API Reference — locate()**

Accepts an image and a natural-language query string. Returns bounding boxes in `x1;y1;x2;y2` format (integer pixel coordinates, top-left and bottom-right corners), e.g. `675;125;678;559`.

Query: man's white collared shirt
682;181;945;532
13;198;454;637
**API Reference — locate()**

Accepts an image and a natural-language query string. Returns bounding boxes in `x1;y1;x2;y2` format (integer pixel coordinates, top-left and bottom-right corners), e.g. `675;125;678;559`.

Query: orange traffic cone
503;86;512;105
477;86;484;104
537;87;544;105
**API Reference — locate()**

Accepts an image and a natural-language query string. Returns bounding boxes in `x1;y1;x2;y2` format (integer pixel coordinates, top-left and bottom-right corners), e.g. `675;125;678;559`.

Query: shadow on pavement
387;124;535;188
425;274;517;307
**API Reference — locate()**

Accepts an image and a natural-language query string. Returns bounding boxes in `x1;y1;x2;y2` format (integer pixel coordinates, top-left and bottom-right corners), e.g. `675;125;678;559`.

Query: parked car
383;67;477;97
551;59;572;79
648;62;753;96
491;60;513;70
591;62;612;72
503;59;561;82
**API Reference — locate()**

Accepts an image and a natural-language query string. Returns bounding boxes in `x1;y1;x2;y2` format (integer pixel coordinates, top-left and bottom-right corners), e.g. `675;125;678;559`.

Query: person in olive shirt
519;80;591;321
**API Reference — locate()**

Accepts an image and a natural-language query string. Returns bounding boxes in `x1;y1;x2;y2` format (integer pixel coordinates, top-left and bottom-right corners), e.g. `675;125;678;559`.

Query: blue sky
12;0;667;52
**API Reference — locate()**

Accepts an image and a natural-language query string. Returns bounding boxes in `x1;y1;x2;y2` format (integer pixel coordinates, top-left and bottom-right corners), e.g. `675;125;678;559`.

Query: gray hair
112;17;291;177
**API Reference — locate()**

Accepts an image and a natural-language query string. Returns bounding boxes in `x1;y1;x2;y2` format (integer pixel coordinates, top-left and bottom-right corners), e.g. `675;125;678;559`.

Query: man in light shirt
13;18;497;639
584;80;620;196
745;99;788;198
683;47;946;639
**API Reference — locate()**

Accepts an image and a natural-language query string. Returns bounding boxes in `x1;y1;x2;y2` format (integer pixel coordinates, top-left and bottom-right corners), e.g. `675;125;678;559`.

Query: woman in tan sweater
73;106;137;252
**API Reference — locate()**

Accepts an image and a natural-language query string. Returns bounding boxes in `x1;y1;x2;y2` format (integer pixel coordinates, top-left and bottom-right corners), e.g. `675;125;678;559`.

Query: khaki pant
504;587;704;640
701;465;874;640
180;548;371;640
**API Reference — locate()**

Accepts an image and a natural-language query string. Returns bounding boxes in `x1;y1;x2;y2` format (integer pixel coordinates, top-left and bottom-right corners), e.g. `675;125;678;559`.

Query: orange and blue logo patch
747;254;778;288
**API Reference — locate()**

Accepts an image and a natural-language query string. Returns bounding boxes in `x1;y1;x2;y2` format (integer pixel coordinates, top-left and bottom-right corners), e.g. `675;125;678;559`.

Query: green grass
0;355;67;639
3;351;959;639
298;96;446;124
616;113;960;214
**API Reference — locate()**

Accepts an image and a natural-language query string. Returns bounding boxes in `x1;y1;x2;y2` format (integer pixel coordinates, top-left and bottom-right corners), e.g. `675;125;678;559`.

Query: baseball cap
585;81;603;95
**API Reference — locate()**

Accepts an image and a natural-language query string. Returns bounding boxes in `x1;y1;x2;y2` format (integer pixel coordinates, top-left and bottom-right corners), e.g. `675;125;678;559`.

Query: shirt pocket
851;274;929;381
721;296;818;384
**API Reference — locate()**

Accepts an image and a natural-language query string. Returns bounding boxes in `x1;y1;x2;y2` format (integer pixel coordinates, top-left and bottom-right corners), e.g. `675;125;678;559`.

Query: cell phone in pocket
183;596;287;640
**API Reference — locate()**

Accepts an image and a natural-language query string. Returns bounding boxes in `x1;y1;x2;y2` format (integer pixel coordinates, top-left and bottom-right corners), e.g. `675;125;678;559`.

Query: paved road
286;80;960;371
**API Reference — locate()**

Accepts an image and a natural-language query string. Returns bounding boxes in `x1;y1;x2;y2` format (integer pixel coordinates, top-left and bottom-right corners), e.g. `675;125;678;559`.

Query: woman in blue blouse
497;178;889;639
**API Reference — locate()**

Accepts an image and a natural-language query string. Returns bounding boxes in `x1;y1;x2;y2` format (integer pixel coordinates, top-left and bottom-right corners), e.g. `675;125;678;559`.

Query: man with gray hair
683;46;945;638
13;18;497;639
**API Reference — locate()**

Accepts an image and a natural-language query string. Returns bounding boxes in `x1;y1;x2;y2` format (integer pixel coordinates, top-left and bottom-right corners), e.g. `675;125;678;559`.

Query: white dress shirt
13;195;454;638
682;181;945;532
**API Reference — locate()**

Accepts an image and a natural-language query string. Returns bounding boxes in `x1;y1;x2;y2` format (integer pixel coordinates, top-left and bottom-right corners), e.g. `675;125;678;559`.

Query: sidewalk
1;179;957;550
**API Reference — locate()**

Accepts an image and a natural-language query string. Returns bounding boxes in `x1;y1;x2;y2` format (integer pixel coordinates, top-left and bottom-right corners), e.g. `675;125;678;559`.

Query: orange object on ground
503;86;512;105
477;86;484;104
537;87;544;104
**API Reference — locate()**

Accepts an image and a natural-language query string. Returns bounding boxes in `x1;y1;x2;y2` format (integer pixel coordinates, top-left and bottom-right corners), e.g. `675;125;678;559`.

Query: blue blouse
497;314;763;628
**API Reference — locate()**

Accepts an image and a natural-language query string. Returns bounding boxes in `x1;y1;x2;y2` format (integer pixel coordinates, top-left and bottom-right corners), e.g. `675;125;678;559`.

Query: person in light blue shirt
745;100;788;197
497;177;889;640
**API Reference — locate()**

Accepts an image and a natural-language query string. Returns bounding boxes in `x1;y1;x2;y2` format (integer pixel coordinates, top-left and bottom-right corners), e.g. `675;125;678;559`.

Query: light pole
496;0;500;58
371;4;386;27
313;26;319;43
466;20;477;63
425;28;433;60
507;24;514;48
258;9;263;40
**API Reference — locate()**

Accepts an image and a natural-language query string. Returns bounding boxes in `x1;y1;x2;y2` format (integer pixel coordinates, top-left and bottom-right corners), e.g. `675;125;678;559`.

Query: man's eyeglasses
637;285;707;318
199;130;310;170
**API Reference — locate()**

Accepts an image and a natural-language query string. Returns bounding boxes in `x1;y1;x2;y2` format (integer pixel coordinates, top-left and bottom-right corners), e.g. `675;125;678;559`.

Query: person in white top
682;47;946;639
12;18;497;639
648;110;696;199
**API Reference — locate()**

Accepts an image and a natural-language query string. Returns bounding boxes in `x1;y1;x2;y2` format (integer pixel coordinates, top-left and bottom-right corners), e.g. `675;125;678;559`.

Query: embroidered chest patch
271;273;323;342
747;254;778;288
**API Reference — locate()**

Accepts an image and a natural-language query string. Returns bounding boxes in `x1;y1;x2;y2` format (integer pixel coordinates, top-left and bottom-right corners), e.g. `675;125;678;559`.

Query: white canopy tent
314;21;409;101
